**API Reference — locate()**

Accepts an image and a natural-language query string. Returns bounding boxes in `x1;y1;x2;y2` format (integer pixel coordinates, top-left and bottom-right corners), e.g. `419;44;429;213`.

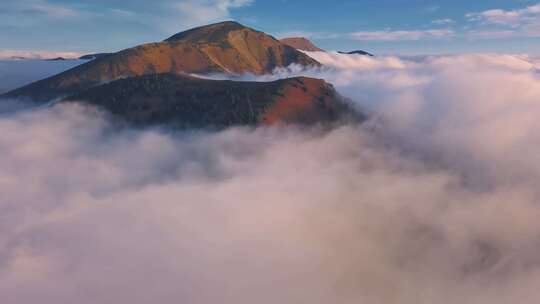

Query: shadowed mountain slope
3;21;320;102
63;74;361;128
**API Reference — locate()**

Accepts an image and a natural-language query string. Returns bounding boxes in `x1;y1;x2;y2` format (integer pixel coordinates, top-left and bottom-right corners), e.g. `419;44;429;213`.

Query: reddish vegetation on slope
62;74;358;127
261;77;339;124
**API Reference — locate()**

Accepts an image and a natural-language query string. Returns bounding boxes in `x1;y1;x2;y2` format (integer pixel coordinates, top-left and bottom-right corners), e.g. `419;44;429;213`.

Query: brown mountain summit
3;21;320;102
280;37;324;52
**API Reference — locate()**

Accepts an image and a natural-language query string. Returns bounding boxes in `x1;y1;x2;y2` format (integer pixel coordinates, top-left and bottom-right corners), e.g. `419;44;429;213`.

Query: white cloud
1;0;79;19
219;0;254;9
0;50;83;60
466;3;540;39
339;3;540;42
0;0;254;36
303;51;409;70
467;4;540;26
349;29;455;41
273;31;342;40
26;1;79;18
465;29;521;40
175;0;252;23
125;0;253;34
424;5;440;13
432;18;455;25
2;53;540;303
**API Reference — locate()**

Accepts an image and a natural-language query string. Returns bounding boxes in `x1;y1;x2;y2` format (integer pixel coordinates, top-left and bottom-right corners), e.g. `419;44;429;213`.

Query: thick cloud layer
2;53;540;303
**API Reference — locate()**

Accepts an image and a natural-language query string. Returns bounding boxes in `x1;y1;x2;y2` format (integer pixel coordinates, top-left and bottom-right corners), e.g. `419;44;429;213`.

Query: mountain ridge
3;21;320;102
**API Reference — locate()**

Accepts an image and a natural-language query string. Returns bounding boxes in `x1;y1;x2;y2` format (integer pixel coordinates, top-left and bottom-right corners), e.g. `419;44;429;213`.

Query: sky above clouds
0;0;539;55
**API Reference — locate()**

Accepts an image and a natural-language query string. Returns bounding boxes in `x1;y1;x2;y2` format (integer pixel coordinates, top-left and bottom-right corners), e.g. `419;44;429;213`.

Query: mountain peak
164;21;251;43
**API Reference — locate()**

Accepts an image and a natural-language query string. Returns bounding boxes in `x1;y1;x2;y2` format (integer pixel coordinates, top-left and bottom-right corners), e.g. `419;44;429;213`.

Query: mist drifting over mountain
1;52;540;303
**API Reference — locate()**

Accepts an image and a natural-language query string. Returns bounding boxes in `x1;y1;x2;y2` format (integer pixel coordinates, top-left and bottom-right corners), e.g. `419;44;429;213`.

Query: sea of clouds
1;52;540;303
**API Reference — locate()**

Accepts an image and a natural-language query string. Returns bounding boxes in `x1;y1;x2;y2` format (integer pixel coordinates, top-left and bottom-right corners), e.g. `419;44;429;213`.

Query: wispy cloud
466;3;540;27
465;29;523;40
3;54;540;303
340;3;540;43
309;2;540;43
432;18;455;25
1;0;79;19
171;0;253;31
465;3;540;39
350;29;455;41
24;1;78;18
424;5;440;13
0;0;253;34
0;50;83;60
277;28;456;42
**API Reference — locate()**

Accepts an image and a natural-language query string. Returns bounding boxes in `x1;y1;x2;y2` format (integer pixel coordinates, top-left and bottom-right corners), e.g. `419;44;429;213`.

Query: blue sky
1;0;540;56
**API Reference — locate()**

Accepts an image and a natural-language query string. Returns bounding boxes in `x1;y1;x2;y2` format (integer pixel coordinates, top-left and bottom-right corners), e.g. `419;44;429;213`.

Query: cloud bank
2;53;540;303
0;50;83;60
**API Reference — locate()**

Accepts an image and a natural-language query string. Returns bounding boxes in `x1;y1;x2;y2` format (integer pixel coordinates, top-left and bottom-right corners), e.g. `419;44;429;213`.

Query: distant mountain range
7;53;112;61
1;21;364;127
